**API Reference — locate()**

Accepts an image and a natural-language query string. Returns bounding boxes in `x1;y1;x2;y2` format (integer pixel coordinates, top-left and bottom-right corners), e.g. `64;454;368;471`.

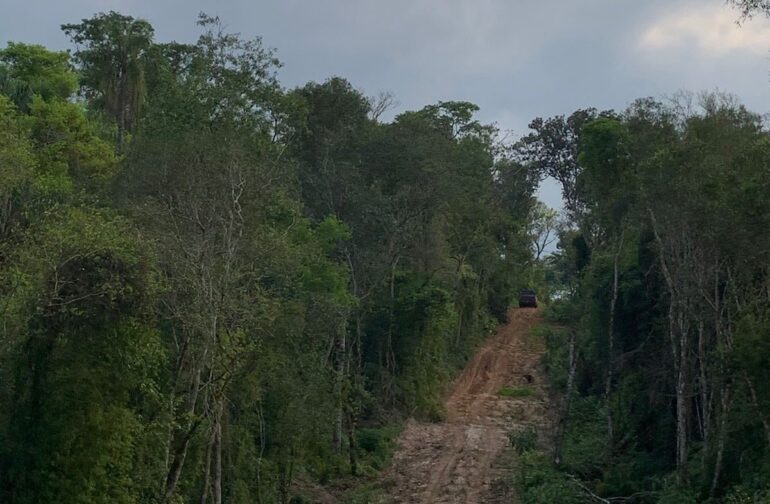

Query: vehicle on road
518;289;537;308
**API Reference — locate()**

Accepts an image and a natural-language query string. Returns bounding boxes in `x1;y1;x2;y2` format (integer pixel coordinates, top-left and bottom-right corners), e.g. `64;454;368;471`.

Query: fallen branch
568;475;658;503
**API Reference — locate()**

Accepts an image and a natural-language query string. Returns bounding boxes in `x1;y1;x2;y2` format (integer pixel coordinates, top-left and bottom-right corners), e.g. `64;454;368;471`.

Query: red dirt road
381;308;552;503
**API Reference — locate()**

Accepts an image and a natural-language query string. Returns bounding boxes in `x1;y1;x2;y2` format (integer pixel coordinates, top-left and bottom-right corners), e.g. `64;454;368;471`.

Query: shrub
508;426;538;454
498;385;534;398
516;451;585;504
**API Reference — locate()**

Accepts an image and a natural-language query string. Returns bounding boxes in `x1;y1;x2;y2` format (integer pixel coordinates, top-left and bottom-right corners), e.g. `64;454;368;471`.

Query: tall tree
62;12;154;152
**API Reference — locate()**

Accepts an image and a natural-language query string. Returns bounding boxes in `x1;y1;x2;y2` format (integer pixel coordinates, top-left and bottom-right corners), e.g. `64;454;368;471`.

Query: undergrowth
498;385;534;397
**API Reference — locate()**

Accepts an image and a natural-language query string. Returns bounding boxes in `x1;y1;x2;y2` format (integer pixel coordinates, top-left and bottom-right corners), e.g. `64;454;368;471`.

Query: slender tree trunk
554;331;578;465
744;374;770;448
214;406;223;504
116;71;127;154
710;385;731;497
455;310;463;347
256;403;266;504
0;193;12;237
675;311;690;484
163;366;204;502
648;208;689;483
355;311;364;377
697;320;710;472
347;413;358;476
201;422;216;504
333;322;346;453
384;256;399;403
604;230;624;454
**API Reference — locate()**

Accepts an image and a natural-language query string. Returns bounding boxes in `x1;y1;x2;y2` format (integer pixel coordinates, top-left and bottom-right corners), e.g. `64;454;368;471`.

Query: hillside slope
382;308;553;503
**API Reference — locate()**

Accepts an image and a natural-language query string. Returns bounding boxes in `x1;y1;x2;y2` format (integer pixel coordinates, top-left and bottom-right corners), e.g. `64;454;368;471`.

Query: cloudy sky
3;0;770;208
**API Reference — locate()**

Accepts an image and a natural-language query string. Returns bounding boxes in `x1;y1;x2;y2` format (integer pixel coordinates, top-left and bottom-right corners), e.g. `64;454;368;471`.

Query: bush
508;426;538;454
339;483;388;504
656;481;698;504
516;451;585;504
560;397;607;478
724;486;770;504
355;425;400;472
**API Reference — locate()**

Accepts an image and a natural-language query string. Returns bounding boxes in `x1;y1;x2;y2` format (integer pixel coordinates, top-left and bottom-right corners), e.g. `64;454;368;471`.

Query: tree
515;109;599;219
1;209;163;504
529;201;562;261
546;93;770;500
62;12;154;152
0;97;34;239
728;0;770;18
0;43;77;110
1;11;544;503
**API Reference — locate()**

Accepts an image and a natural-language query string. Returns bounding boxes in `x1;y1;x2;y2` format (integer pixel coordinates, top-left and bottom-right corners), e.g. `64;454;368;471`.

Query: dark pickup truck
519;289;538;308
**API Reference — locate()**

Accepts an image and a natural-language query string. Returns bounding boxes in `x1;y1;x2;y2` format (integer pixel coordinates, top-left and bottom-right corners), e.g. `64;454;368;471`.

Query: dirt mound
381;308;553;504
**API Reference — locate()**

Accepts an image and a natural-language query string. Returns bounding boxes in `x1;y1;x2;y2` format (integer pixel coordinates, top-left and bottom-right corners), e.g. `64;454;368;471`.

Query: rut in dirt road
382;308;553;504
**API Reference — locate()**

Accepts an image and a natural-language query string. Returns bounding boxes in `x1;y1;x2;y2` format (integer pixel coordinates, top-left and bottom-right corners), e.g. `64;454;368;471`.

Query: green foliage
0;13;539;503
0;96;35;236
0;42;77;107
560;397;608;478
508;426;538;454
541;324;573;388
498;385;534;398
355;425;399;472
338;483;388;504
656;482;699;504
62;11;154;150
724;485;770;504
1;208;163;503
516;451;585;504
10;9;770;504
396;281;457;421
536;93;770;503
28;96;117;183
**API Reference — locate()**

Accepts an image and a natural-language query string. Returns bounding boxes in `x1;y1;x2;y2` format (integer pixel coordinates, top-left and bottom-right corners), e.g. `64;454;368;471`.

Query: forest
0;5;769;504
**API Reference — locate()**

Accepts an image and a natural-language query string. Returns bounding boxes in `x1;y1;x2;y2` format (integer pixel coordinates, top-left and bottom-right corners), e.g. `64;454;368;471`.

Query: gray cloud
3;0;769;209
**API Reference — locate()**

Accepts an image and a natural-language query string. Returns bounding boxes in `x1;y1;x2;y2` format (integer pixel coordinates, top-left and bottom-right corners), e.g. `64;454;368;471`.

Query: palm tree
63;12;154;153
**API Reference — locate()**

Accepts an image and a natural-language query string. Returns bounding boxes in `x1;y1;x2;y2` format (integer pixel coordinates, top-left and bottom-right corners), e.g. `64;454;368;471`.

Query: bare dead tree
368;91;398;122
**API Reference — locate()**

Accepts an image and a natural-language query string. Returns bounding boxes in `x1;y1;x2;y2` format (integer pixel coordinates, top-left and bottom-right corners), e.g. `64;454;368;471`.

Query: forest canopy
1;9;769;504
0;12;538;504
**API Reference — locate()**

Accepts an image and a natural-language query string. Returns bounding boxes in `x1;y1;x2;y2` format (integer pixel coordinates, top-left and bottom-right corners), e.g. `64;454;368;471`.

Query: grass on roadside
498;385;534;398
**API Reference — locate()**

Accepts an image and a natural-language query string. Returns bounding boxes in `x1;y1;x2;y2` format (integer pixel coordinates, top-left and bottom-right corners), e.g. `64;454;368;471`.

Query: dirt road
381;308;552;504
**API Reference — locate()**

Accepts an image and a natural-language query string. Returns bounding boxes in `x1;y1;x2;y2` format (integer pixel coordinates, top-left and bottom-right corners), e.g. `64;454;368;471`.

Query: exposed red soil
381;308;553;504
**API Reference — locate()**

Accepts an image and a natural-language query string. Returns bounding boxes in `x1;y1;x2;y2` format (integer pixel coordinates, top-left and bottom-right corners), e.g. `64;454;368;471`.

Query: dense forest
0;12;540;504
1;5;770;504
519;93;770;503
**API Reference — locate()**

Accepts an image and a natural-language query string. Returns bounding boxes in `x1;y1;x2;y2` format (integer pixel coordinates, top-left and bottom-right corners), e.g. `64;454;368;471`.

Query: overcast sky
3;0;770;208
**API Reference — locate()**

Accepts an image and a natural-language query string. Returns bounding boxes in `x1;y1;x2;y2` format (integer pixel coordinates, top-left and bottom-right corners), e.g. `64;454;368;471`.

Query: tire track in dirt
381;308;553;504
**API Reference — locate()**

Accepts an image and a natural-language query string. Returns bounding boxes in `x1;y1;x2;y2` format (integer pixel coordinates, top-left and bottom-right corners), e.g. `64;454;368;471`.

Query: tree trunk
164;424;198;502
200;422;216;504
697;320;710;472
163;366;204;502
384;256;399;403
710;385;731;497
744;374;770;448
554;331;578;465
214;409;223;504
648;208;689;483
347;413;358;476
675;311;690;484
116;70;127;154
333;322;346;453
604;230;624;454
